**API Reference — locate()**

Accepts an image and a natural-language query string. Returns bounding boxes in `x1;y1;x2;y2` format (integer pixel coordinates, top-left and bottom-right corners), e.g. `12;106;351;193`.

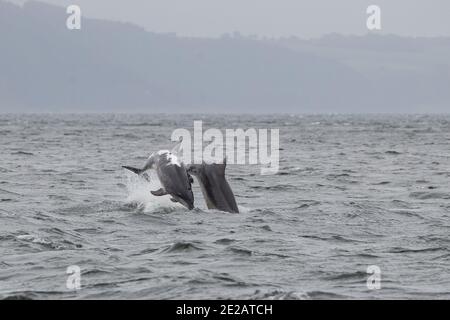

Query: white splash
124;170;183;212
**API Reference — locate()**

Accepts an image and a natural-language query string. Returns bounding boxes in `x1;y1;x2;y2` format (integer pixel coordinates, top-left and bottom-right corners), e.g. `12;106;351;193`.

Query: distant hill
0;1;449;113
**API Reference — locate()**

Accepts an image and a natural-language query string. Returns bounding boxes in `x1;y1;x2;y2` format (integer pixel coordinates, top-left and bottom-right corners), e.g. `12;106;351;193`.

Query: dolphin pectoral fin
122;166;144;175
151;188;167;196
170;198;178;203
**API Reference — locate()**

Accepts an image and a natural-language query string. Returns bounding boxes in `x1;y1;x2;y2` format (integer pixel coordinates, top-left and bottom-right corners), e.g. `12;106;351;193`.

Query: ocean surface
0;114;449;300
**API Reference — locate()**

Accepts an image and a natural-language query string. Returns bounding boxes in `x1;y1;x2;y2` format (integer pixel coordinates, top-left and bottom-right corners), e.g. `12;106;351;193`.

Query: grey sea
0;114;449;299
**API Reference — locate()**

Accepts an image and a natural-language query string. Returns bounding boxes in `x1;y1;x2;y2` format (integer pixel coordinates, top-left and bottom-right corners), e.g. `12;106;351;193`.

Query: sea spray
124;171;182;212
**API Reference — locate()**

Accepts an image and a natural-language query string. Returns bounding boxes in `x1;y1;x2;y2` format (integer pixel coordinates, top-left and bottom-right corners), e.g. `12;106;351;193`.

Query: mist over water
0;114;449;299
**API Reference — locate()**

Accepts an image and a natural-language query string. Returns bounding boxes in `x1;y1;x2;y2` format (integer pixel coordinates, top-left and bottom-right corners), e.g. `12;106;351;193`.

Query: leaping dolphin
187;159;239;213
123;150;195;210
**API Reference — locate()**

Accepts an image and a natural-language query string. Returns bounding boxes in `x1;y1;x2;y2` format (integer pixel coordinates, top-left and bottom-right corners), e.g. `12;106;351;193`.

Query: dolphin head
186;164;201;176
187;161;225;178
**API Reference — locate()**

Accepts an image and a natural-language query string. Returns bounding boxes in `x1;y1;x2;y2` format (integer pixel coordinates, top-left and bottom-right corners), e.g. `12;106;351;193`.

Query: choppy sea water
0;114;449;300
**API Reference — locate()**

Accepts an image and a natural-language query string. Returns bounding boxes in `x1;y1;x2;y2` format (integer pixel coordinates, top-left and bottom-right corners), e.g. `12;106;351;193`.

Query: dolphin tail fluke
122;166;145;175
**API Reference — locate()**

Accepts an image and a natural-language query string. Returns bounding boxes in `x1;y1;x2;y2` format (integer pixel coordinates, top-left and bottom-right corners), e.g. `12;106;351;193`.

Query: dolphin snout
174;195;195;210
182;197;195;210
181;200;195;210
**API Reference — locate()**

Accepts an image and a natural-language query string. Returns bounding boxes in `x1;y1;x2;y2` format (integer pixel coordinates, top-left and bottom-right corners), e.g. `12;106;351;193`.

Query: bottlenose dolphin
187;159;239;213
123;150;195;210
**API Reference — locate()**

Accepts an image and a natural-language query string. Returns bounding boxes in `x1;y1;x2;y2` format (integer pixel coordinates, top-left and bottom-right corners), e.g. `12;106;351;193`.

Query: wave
0;188;22;196
296;200;321;209
214;238;236;245
1;291;67;300
373;181;391;185
11;151;34;156
227;246;252;256
249;184;297;191
325;270;367;281
244;289;310;300
15;234;63;250
390;209;425;219
198;270;251;288
409;191;450;200
388;246;445;254
15;232;82;250
161;241;203;253
385;150;402;155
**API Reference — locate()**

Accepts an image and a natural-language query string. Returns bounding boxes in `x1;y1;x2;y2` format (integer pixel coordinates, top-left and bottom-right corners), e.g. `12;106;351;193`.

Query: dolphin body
123;150;195;210
187;159;239;213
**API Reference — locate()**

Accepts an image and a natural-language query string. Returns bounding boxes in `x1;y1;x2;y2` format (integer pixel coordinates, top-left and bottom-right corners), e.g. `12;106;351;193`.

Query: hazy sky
6;0;450;38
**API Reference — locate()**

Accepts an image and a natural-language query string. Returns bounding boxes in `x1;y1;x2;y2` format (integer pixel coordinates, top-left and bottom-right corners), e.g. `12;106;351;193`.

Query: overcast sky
7;0;450;38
